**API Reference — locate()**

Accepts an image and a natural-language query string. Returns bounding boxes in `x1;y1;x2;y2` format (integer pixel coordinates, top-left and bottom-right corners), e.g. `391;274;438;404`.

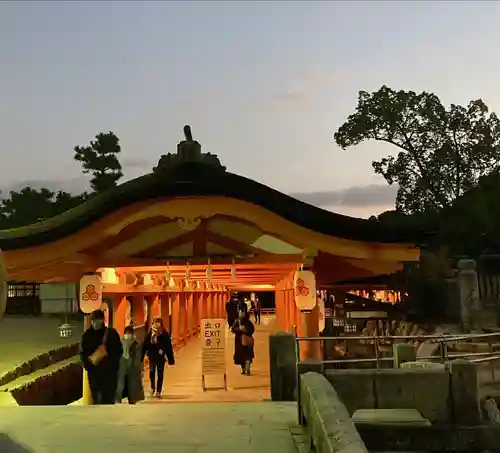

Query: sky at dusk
1;1;500;218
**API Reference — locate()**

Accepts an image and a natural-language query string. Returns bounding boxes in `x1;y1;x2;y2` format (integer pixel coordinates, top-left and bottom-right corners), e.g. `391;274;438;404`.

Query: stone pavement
0;402;299;453
0;316;83;376
143;315;275;403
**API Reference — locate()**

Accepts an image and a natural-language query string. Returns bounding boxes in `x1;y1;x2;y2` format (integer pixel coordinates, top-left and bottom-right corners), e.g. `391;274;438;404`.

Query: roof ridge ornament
153;125;226;175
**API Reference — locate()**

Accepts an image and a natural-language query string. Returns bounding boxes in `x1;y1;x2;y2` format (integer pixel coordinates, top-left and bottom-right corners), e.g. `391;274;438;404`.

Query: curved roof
0;162;428;251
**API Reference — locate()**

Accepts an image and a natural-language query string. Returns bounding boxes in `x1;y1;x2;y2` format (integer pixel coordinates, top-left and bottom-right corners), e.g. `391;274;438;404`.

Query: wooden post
300;301;321;361
82;314;92;405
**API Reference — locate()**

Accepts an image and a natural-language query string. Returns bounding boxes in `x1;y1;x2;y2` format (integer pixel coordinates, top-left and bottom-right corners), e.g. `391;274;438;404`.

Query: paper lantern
79;274;103;314
293;270;317;311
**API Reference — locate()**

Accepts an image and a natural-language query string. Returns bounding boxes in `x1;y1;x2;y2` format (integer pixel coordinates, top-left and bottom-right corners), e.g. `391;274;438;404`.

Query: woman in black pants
142;317;175;398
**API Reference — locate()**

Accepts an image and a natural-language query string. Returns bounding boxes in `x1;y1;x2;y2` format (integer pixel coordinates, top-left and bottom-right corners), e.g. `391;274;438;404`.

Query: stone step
352;408;431;426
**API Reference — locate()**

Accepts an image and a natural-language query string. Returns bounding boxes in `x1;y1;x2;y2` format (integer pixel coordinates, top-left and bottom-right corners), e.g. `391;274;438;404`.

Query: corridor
142;315;276;403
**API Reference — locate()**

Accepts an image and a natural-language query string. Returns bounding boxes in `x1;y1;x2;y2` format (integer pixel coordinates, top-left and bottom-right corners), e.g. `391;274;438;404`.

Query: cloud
122;157;152;169
271;71;343;107
290;184;397;208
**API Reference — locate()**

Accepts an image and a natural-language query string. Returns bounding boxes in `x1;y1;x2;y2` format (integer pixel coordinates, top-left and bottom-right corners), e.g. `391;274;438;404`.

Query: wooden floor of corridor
142;315;276;403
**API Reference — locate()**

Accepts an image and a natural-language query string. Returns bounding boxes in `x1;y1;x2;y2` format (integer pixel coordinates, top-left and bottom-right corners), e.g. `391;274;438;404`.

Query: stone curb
300;372;368;453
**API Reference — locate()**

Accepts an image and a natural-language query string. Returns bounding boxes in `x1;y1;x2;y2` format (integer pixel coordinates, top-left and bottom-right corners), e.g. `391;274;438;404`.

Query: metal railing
293;329;500;425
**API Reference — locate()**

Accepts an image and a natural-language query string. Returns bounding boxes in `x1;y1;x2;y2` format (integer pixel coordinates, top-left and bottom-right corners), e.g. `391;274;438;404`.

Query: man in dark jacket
80;309;123;404
142;317;175;398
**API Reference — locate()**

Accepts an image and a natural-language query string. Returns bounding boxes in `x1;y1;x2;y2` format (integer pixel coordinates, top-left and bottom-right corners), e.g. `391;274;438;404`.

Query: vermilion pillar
217;292;223;318
207;292;214;318
171;293;180;346
113;295;128;336
179;292;187;345
193;293;200;333
131;295;146;327
150;294;160;320
160;294;170;332
187;292;195;338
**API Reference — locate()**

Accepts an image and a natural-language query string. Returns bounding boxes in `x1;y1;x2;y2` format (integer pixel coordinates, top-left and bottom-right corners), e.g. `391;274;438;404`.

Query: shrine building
0;126;425;360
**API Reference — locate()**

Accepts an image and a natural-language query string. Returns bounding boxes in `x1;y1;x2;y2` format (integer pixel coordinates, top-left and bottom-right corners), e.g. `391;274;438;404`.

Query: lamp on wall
185;261;191;285
164;261;172;287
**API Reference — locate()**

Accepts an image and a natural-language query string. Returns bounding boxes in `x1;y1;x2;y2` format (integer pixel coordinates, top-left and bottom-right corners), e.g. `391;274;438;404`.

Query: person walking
115;326;145;404
253;296;262;324
142;317;175;398
226;296;239;329
80;309;123;405
231;312;255;375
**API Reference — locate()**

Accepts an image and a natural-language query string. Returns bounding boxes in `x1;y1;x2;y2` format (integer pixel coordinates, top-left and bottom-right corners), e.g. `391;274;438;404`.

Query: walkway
0;316;83;377
143;315;275;403
0;401;299;453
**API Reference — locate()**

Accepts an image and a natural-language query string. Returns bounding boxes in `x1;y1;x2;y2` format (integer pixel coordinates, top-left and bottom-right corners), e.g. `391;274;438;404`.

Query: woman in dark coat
231;312;255;375
142;317;175;397
115;325;145;404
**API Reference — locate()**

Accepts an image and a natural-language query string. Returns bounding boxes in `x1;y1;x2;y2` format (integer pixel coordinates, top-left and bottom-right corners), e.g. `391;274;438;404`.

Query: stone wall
0;343;79;386
0;357;82;405
323;360;482;425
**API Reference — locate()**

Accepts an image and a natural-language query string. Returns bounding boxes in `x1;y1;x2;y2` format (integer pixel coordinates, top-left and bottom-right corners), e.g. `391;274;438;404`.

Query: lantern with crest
293;269;317;312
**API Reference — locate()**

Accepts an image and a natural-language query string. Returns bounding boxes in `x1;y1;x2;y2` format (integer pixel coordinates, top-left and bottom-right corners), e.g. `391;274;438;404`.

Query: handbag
242;333;254;347
89;328;108;365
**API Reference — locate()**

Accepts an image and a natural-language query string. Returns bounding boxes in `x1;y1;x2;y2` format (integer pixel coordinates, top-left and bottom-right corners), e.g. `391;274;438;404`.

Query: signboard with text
201;318;227;390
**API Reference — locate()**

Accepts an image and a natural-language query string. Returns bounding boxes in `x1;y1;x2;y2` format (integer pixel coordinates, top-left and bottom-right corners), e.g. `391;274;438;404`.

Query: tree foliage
334;86;500;214
74;131;123;193
0;187;87;229
0;131;124;230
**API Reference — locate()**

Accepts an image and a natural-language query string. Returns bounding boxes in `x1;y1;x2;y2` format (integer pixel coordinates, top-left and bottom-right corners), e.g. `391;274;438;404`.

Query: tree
334;86;500;214
74;132;123;194
0;188;86;229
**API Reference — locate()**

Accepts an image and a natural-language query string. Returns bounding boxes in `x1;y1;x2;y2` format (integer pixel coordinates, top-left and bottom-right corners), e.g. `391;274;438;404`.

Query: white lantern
293;270;317;311
79;274;103;314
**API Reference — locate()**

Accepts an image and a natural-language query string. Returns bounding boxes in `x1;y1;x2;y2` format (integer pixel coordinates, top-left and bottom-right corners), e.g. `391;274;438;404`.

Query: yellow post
81;314;93;405
82;368;93;405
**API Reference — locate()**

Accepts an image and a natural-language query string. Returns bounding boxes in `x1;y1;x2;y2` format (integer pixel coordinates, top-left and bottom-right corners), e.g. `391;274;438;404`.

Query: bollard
82;369;93;405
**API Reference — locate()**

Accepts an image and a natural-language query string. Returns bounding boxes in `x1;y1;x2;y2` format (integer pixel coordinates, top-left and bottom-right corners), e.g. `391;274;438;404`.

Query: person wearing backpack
80;309;123;404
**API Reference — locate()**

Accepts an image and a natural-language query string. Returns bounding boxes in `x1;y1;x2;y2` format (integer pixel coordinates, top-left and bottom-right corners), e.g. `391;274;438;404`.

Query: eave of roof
0;162;432;251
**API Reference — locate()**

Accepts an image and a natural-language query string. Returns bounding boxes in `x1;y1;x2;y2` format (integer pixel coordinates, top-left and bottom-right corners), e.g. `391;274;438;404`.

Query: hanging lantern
231;259;236;280
293;269;317;311
206;258;213;283
164;261;172;287
186;261;191;283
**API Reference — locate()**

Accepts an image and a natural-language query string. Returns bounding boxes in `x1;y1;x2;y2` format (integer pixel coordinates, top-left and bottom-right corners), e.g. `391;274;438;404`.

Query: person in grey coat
115;325;145;404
